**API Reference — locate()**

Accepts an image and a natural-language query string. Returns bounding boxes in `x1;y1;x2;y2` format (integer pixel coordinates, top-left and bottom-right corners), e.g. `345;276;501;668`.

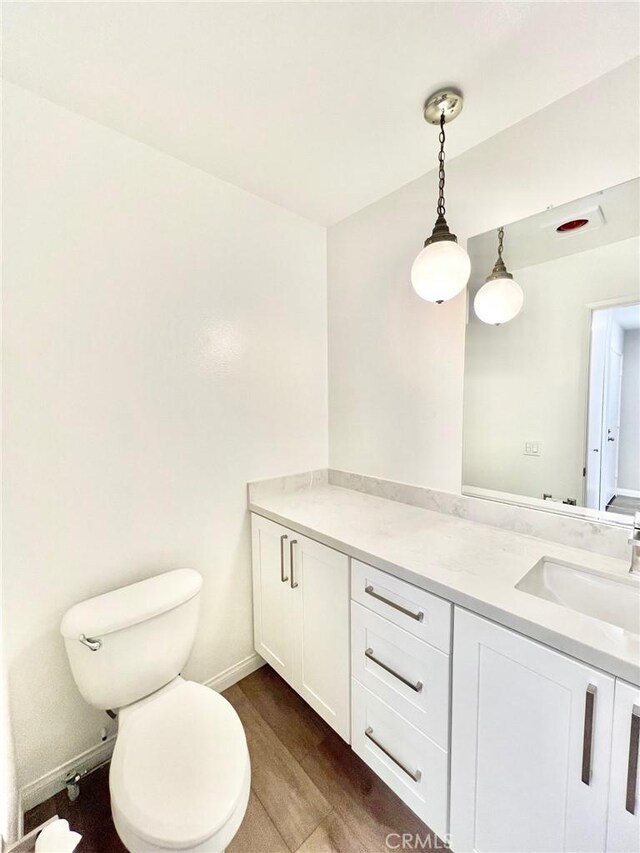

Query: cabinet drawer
351;601;450;749
352;560;451;653
352;679;449;841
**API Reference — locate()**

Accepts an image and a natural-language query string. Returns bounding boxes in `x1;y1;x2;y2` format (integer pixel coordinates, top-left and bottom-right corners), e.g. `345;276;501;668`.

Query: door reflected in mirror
463;178;640;523
586;302;640;514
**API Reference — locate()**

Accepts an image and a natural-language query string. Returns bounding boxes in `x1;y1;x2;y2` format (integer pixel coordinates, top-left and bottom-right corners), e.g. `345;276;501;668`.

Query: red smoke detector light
556;218;589;233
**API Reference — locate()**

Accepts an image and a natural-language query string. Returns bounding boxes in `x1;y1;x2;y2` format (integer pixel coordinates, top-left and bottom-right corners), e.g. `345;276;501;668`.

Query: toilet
61;569;250;852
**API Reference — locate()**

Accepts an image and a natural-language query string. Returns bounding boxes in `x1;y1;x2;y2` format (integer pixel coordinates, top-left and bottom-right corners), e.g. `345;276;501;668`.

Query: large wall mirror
463;178;640;525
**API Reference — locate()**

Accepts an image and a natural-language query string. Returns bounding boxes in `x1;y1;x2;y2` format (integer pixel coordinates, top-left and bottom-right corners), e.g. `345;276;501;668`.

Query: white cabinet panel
251;513;350;741
251;514;295;685
351;601;449;749
607;679;640;852
293;533;350;741
351;561;451;652
352;679;449;842
451;607;614;853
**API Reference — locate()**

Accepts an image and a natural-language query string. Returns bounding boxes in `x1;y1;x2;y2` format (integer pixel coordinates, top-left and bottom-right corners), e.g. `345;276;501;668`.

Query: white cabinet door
251;514;296;686
251;514;350;741
292;533;350;741
451;608;614;853
607;679;640;852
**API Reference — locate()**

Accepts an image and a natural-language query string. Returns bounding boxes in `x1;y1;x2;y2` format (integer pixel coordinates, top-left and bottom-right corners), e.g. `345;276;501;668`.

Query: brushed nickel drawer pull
290;540;298;588
625;704;640;814
365;648;423;693
365;727;421;782
280;534;289;583
364;585;424;622
582;684;597;785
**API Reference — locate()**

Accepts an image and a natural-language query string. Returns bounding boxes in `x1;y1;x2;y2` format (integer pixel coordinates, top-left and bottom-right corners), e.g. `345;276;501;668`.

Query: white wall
619;328;640;492
2;83;328;789
328;59;639;492
463;239;639;502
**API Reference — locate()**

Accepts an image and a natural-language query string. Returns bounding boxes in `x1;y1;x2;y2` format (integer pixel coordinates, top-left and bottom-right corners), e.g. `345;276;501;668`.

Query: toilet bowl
110;679;250;852
61;569;250;853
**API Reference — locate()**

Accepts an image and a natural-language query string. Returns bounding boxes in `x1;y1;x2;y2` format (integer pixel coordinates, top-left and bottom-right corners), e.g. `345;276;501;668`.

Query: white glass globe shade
474;276;524;325
411;239;471;303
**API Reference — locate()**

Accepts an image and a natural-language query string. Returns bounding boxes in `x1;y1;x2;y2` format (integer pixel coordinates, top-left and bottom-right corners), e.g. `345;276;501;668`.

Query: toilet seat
110;679;250;851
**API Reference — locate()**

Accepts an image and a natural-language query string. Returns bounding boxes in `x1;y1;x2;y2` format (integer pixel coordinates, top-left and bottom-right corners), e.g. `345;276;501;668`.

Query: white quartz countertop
250;483;640;685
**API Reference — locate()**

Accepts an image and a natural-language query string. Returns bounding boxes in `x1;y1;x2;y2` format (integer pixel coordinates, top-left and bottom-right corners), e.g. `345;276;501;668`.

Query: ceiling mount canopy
423;90;464;125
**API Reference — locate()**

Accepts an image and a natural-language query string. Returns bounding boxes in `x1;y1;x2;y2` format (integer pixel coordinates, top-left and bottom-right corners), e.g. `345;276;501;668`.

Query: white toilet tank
61;569;202;710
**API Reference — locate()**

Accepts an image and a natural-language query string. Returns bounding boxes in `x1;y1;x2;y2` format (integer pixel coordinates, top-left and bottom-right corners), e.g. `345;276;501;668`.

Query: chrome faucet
629;512;640;574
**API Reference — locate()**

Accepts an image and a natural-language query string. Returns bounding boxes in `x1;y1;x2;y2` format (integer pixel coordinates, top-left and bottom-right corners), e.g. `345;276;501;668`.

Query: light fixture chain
498;226;504;260
437;112;446;217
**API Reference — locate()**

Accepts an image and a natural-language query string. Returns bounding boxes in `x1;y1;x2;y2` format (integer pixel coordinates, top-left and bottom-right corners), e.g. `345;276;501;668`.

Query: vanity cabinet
606;679;640;852
250;513;350;740
450;608;615;853
251;507;640;852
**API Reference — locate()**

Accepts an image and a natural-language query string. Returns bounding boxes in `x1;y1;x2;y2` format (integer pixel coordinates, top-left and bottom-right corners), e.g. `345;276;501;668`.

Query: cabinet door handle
280;534;288;583
625;705;640;814
365;727;421;782
290;540;298;588
581;684;597;785
365;648;423;693
364;585;424;622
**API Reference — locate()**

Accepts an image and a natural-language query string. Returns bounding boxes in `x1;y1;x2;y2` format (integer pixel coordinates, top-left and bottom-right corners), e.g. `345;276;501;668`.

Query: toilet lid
110;681;249;849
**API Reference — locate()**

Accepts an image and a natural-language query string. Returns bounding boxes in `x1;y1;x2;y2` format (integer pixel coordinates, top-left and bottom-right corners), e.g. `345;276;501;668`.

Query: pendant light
474;227;524;325
411;90;470;304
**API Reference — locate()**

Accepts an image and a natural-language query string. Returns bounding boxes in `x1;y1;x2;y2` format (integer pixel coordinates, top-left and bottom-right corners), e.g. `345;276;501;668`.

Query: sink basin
516;558;640;634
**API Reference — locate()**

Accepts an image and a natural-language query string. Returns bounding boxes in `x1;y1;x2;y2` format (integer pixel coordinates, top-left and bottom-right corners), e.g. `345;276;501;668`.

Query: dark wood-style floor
25;665;443;852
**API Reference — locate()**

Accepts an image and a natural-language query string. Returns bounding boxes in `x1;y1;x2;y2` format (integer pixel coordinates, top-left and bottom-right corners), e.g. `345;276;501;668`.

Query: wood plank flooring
25;665;443;852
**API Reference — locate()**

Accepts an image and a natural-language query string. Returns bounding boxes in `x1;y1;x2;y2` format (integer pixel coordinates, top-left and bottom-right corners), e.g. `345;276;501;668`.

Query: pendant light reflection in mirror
474;227;524;325
411;90;471;304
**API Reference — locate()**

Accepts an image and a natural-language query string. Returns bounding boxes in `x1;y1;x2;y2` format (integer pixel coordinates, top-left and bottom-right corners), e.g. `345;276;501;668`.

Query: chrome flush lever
79;634;102;651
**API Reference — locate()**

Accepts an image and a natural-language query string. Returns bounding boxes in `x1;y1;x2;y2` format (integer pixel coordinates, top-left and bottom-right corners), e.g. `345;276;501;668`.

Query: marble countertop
250;482;640;685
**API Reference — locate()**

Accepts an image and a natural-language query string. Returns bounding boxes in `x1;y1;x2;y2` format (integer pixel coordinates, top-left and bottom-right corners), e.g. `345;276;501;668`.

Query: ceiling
467;178;640;289
3;2;639;225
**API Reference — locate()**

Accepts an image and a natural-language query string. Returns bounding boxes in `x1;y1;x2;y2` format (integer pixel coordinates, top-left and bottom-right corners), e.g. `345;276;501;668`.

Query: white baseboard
18;652;265;825
203;652;265;693
19;734;117;819
617;488;640;499
7;816;58;853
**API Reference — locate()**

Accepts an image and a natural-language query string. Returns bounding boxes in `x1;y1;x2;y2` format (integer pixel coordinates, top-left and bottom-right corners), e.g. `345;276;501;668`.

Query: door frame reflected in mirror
584;297;640;516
